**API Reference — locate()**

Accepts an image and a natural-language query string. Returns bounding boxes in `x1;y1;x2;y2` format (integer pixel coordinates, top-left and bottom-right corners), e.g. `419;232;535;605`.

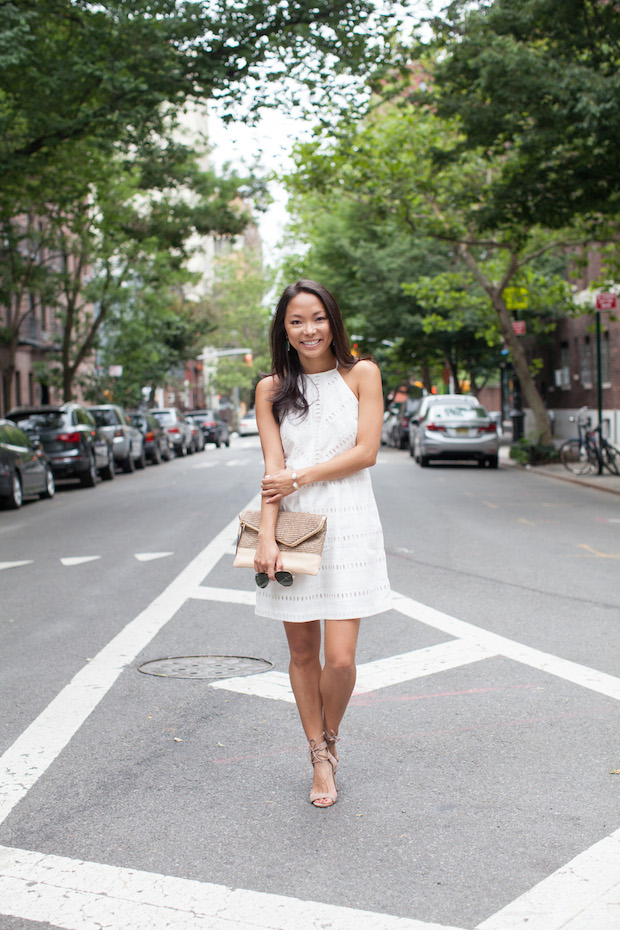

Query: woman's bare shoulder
349;358;382;386
256;374;280;398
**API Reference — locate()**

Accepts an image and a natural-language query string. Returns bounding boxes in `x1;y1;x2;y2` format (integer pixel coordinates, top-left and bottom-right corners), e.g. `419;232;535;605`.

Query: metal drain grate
137;655;273;681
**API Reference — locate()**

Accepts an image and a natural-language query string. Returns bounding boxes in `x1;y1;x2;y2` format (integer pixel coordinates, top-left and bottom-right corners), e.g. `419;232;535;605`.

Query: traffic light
244;353;253;366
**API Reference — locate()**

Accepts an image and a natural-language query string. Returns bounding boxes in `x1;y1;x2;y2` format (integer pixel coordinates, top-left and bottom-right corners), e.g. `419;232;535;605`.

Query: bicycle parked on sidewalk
560;406;620;476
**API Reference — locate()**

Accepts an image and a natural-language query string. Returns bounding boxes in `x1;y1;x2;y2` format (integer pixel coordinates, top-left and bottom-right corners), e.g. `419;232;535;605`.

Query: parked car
408;393;480;456
411;400;499;468
381;406;400;447
186;410;231;448
128;412;172;464
382;398;422;449
188;419;205;452
238;409;258;436
149;407;194;456
7;403;114;486
0;419;56;508
88;404;145;472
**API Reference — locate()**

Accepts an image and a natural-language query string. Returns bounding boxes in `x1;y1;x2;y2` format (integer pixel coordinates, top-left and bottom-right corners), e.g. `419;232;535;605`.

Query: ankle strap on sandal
308;738;330;765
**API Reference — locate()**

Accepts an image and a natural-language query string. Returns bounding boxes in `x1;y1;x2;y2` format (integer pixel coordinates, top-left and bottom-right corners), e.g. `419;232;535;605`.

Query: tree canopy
0;0;394;183
427;0;620;229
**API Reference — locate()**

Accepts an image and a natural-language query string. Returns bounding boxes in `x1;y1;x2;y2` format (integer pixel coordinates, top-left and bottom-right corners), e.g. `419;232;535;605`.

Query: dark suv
186;410;231;448
7;403;114;486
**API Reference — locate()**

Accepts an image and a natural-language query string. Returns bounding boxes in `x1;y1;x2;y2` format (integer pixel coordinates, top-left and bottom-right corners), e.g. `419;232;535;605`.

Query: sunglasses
255;571;294;588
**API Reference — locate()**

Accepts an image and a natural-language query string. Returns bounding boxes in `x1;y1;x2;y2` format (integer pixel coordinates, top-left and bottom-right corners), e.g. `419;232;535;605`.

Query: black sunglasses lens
254;572;269;588
275;571;293;587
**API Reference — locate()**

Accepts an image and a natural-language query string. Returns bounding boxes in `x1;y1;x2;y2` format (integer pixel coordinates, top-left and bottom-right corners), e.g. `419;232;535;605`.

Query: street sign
595;292;617;310
512;320;526;335
504;287;529;310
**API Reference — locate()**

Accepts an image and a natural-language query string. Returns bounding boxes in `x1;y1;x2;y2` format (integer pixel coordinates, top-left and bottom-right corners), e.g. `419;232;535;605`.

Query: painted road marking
577;543;620;560
477;827;620;930
392;592;620;703
59;556;101;566
0;560;33;571
195;584;620;705
134;552;173;562
210;639;496;703
0;845;464;930
0;513;240;826
1;496;619;930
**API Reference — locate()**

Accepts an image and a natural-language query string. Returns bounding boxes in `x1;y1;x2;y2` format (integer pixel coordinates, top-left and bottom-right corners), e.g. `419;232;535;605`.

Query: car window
13;412;64;430
431;406;486;420
75;408;92;426
91;408;119;427
0;424;31;448
151;411;173;424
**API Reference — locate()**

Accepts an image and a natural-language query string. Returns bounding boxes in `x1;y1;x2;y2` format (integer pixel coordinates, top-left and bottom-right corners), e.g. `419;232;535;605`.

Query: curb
499;448;620;496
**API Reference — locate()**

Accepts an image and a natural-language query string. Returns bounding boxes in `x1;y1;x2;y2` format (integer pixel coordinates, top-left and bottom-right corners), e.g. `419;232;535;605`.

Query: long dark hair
269;280;357;423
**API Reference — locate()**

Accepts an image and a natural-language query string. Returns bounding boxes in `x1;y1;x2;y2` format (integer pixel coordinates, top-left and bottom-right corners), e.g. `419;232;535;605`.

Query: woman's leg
283;620;324;742
283;620;335;806
321;619;361;741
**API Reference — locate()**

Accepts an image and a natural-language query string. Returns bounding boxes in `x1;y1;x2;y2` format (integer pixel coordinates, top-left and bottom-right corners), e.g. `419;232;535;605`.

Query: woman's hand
261;468;300;504
254;536;282;581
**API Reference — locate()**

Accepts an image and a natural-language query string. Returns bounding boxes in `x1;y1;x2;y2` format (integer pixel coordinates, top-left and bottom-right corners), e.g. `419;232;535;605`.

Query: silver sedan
413;402;499;468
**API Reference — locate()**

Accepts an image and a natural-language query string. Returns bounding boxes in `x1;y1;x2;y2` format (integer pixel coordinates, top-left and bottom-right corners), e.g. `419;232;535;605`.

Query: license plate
455;427;469;434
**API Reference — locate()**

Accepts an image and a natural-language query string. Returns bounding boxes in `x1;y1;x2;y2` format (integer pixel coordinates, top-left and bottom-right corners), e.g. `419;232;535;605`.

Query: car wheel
487;455;499;469
122;451;135;473
152;444;162;465
5;471;23;509
39;465;56;499
419;455;430;468
100;450;115;481
176;441;187;457
135;444;147;469
80;454;98;487
225;438;230;447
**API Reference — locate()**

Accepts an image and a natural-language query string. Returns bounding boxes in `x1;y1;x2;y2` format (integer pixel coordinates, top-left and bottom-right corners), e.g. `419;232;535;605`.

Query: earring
286;339;290;352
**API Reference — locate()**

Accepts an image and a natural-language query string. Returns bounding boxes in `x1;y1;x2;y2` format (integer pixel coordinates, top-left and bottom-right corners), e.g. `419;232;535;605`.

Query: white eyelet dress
255;366;392;622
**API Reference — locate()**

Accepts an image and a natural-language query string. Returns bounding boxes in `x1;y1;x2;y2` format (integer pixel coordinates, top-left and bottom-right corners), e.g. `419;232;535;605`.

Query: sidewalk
499;444;620;496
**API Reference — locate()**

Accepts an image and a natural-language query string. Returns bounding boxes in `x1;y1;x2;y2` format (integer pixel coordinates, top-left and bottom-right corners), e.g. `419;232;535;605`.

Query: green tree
0;132;248;410
288;97;586;442
427;0;620;229
280;194;458;396
203;249;273;410
1;0;394;186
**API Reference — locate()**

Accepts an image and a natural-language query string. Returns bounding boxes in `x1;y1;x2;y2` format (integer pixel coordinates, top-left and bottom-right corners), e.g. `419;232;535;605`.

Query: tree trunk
457;243;552;445
491;294;552;444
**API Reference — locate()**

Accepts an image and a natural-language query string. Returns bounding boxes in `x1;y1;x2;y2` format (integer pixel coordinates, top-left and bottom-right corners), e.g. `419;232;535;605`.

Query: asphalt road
1;439;619;930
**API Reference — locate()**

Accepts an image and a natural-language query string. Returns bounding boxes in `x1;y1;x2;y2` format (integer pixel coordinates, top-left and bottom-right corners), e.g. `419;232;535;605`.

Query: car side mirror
411;418;419;426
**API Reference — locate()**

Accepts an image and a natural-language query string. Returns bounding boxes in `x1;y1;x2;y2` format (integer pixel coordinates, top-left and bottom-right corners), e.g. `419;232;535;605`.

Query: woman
254;280;391;807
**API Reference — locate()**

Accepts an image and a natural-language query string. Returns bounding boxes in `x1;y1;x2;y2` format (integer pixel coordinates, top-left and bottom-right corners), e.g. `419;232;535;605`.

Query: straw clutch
234;510;327;575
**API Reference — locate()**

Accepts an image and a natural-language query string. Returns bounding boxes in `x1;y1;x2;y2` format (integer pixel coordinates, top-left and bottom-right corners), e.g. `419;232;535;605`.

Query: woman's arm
254;376;286;577
261;360;384;504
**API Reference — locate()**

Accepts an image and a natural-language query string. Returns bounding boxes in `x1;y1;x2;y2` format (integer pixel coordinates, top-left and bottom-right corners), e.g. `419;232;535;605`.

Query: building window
580;337;593;389
555;342;571;390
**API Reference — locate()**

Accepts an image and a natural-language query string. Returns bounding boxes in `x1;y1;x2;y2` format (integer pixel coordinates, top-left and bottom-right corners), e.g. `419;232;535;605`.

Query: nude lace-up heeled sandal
324;728;340;765
308;737;338;808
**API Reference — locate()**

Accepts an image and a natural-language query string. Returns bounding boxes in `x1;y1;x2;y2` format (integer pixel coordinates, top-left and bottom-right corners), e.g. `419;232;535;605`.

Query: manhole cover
137;655;273;681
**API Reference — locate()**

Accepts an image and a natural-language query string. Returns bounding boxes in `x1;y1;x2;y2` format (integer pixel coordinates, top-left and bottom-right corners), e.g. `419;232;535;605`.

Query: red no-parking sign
595;292;617;310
